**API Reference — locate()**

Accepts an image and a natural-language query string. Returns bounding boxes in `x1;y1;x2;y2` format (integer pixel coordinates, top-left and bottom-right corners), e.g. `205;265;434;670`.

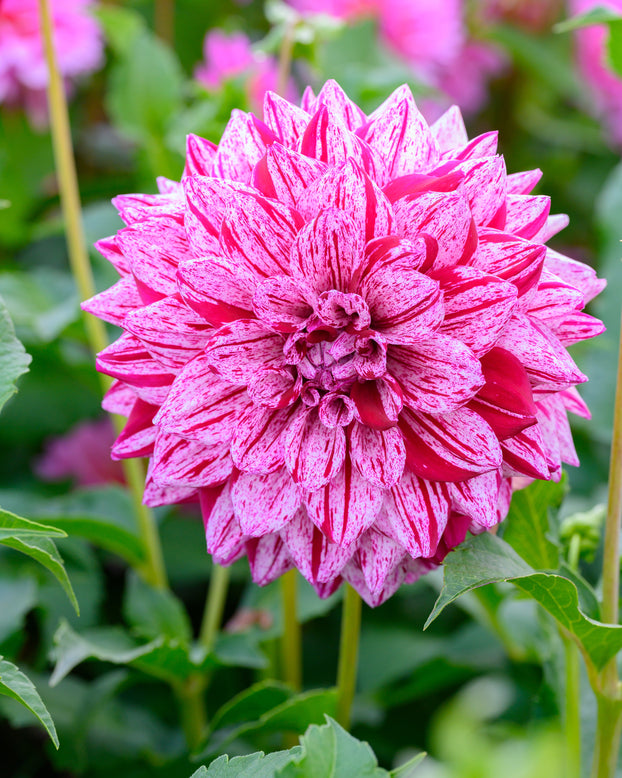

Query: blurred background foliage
1;0;622;776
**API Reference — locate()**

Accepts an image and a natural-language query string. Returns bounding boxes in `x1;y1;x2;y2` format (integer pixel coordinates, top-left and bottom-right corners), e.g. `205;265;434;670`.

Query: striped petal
349;424;406;488
246;534;293;585
231;404;297;474
201;484;246;565
282;407;346;490
111;399;157;460
504;194;550;239
82;277;141;327
263;91;311;145
152;431;232;488
280;507;353;583
450;471;502;531
231;469;301;536
205;319;285;384
253;143;325;206
177;254;254;326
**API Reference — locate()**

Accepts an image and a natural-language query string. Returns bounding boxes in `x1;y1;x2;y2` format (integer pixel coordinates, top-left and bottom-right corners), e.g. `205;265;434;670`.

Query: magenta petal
305;457;384;547
388;335;484;414
263;91;311;145
341;559;406;607
205;319;285;384
496;314;586;390
501;423;553;479
254;143;326;206
246;534;293;585
364;84;439;176
384;470;450;557
144;461;197;507
184;134;217;177
280;507;353;583
152;431;232;488
551;312;606;345
430;105;468;153
525;269;585;323
360;262;443;346
506;168;543;195
349;424;406;488
201;484;246;565
290;208;362;293
155;355;250;445
315;79;366;130
124;294;213;370
231;469;301;536
560;387;590;419
534;213;569;243
231;404;296;474
95;235;130;276
503;194;551;239
111;399;157;460
450;471;501;531
399;407;502;482
353;524;406;596
177;254;254;326
102;380;136;417
220;192;302;282
112;192;184;226
253;276;315;333
544;249;606;304
537;394;579;468
435;266;518;357
350;375;403;430
82;277;141;327
450;131;499;161
248;367;300;409
211;109;272;183
282;407;346;490
452;156;507;226
471;229;545;298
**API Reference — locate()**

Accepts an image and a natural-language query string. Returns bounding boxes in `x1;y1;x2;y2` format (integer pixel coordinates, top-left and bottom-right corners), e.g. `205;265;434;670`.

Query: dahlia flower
84;81;605;606
195;30;293;115
0;0;103;124
571;0;622;147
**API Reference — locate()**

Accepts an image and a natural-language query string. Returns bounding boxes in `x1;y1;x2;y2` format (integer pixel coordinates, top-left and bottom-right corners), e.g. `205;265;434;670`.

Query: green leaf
554;6;622;33
209;681;293;732
426;533;622;671
0;574;38;642
278;717;388;778
123;572;192;643
94;5;146;55
0;295;31;412
1;534;78;614
0;268;79;343
107;31;184;143
501;478;565;569
389;753;426;777
0;508;66;540
212;632;268;670
193;750;301;778
606;19;622;77
0;657;58;748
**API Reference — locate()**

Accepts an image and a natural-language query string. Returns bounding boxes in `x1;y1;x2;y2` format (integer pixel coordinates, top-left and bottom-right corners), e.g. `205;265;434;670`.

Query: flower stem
281;569;302;691
154;0;174;45
591;695;622;778
199;563;230;652
38;0;168;591
563;633;582;778
277;18;296;97
175;674;207;752
336;584;362;730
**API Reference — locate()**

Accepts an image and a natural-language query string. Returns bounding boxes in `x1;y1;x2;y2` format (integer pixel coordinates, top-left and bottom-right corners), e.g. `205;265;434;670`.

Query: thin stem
38;0;168;591
568;532;582;574
563;634;582;778
199;563;230;652
590;695;622;778
601;311;622;702
336;584;362;730
277;19;296;97
154;0;174;45
281;569;302;691
175;675;207;752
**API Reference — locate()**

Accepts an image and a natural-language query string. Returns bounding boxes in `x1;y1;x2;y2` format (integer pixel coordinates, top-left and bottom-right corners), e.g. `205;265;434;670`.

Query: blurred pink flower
195;30;295;114
571;0;622;145
288;0;504;114
0;0;103;124
84;81;604;606
36;417;124;487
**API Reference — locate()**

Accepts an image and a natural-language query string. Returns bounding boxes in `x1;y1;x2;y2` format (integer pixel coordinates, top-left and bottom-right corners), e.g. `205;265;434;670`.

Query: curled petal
253;143;325;206
352;524;406;597
246;534;293;586
263;91;311;145
253;276;315;333
503;194;550;239
111;399;157;460
450;471;502;531
501;423;553;480
351;375;403;430
470;229;545;298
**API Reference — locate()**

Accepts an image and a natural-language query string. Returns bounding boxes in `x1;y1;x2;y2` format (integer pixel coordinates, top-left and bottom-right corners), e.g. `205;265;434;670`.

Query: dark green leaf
0;295;31;412
210;681;293;731
123;572;192;643
426;533;622;670
0;657;58;748
212;632;268;670
0;574;38;642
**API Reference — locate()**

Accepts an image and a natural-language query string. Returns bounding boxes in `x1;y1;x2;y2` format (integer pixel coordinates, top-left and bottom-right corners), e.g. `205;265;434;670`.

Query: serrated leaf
123;572;192;643
1;534;78;614
0;508;66;540
278;717;387;778
501;478;565;569
0;295;31;411
194;750;301;778
425;532;622;671
0;657;58;748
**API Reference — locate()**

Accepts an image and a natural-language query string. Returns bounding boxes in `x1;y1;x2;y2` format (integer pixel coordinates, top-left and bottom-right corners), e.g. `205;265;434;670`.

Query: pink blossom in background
36;418;124;487
84;81;604;606
195;30;295;115
571;0;622;146
287;0;504;114
0;0;103;124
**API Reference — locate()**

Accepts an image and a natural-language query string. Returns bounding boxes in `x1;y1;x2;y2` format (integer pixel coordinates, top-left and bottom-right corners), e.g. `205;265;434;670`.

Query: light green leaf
2;534;78;614
0;509;66;540
390;753;426;777
123;572;192;643
194;750;301;778
94;5;146;55
426;533;622;671
212;632;268;670
501;478;565;569
0;657;58;748
279;717;387;778
0;295;31;411
554;6;622;33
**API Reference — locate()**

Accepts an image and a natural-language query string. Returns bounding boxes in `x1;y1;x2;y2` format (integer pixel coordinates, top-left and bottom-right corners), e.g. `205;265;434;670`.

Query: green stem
281;569;302;691
563;633;582;778
199;563;230;652
590;696;622;778
276;18;296;97
175;674;207;752
154;0;174;45
38;0;168;591
336;584;362;730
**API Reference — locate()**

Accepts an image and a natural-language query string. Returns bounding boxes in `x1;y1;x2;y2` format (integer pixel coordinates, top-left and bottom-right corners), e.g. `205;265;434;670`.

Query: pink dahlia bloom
0;0;103;124
84;81;605;606
571;0;622;146
195;30;294;115
36;418;124;487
